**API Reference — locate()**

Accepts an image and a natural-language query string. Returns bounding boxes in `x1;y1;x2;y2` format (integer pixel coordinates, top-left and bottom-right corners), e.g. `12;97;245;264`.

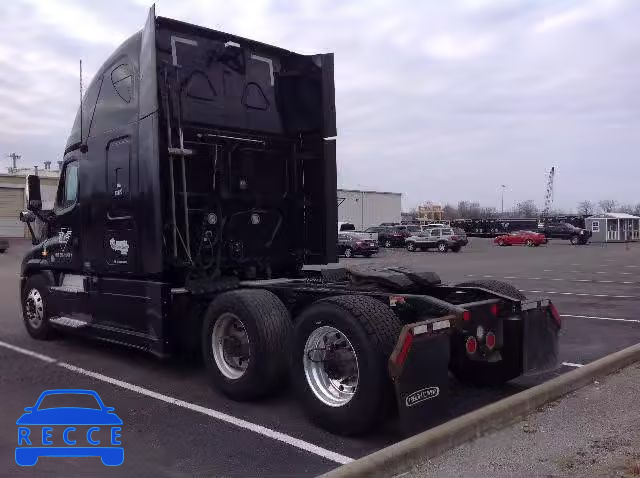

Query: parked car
337;233;379;257
364;225;408;248
338;222;356;232
494;230;546;247
538;222;591;245
405;227;466;253
0;238;8;253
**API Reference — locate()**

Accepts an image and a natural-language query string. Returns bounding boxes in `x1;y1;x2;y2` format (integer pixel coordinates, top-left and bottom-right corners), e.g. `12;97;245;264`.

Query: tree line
406;200;640;220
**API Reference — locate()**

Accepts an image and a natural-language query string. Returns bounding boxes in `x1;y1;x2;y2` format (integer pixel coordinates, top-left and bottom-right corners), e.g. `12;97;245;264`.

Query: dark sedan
337;233;379;258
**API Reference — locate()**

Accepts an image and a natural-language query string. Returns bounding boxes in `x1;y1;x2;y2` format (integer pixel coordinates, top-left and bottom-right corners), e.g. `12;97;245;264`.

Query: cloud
1;0;639;212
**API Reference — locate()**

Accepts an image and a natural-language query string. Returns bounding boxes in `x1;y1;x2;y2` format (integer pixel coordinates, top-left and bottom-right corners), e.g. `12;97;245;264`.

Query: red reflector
490;303;498;316
549;302;561;327
465;336;477;354
462;310;471;321
395;332;414;367
486;332;496;350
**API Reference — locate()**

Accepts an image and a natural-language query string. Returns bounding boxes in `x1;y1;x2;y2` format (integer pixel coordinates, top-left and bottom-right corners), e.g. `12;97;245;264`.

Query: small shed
585;213;640;243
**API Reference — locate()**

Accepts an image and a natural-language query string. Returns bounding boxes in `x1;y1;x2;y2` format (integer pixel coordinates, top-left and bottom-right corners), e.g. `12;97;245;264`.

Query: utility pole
501;185;506;215
7;152;21;172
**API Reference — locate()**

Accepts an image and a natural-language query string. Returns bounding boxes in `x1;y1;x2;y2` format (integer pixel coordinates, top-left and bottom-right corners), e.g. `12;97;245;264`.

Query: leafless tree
618;204;634;214
577;200;595;216
516;200;538;218
598;199;617;213
442;204;458;220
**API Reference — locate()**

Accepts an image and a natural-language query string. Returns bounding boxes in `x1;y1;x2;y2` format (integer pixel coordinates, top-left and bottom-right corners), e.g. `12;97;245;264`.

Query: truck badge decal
405;387;439;407
58;229;72;245
109;238;129;256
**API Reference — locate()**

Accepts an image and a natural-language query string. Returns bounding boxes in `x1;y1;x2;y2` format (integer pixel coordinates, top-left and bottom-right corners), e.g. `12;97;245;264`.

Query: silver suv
404;227;467;253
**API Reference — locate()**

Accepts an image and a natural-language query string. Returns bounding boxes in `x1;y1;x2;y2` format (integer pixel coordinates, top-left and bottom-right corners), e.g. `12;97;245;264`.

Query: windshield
37;393;101;410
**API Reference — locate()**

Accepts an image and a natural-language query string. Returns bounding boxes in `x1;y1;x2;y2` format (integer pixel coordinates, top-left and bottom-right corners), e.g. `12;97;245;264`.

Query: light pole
500;185;506;215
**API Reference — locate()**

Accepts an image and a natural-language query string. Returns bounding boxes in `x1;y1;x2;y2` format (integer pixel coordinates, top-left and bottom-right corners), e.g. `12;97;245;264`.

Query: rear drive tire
525;239;534;247
343;248;353;258
437;241;448;253
406;242;416;252
202;289;291;400
455;279;527;301
570;236;579;245
497;239;505;246
384;239;392;248
22;274;55;340
291;295;402;435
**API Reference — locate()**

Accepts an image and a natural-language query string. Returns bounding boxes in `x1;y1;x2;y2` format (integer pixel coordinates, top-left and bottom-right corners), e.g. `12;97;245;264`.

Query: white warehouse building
337;189;402;230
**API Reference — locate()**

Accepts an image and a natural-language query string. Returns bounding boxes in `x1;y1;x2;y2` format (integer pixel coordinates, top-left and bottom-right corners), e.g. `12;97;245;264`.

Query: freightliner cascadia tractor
19;7;560;435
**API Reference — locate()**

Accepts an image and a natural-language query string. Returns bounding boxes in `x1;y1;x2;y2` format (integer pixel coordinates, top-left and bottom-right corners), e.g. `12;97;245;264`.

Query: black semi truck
18;7;560;435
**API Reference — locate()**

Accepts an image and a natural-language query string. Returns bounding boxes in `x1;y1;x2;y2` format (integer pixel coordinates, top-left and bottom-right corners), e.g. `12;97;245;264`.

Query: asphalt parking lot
1;238;639;477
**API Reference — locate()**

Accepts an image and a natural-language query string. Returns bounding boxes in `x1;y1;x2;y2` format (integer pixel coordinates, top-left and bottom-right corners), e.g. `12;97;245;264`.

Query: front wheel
343;247;353;258
22;274;55;340
525;239;534;247
291;295;402;435
497;239;505;246
384;239;392;248
437;241;448;253
406;242;416;252
569;236;579;245
202;289;291;400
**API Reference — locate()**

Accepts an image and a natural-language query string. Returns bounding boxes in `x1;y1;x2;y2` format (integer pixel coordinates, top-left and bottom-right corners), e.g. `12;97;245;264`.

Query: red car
494;230;546;247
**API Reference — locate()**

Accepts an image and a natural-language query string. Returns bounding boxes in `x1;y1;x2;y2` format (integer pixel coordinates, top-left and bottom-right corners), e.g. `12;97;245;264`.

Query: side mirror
25;175;42;211
19;211;36;224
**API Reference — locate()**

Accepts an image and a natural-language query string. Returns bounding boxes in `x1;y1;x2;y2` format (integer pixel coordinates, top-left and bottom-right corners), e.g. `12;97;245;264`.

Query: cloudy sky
1;0;638;211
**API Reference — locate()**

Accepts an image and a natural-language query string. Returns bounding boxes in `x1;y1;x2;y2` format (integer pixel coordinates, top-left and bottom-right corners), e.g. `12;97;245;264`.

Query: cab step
49;317;89;329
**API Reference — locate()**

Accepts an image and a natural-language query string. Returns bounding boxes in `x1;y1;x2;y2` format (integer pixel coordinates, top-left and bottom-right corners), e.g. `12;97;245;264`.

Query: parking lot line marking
0;340;354;465
519;290;638;299
0;340;57;363
560;314;640;324
562;362;584;368
482;275;494;278
508;277;637;285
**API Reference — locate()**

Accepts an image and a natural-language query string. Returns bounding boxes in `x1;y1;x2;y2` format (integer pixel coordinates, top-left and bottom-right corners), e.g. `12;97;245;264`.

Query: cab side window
56;161;79;210
430;229;440;237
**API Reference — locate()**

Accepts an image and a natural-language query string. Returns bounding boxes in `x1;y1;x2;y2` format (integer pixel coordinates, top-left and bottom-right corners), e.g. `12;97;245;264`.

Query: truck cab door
46;159;83;271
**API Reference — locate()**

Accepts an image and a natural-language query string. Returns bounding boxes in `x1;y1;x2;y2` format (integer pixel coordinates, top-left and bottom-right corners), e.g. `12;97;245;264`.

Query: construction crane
6;152;21;172
541;166;555;219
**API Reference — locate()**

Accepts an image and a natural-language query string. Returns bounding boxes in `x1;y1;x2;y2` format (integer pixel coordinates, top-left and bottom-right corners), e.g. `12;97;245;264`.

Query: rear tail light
549;302;562;327
465;336;477;354
355;241;363;246
490;303;499;316
462;310;471;321
486;332;496;350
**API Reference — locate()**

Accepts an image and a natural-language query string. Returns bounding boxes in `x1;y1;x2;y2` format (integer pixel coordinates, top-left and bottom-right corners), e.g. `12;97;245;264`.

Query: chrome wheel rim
303;326;359;407
385;240;391;248
25;288;44;329
211;313;250;379
438;243;446;251
344;248;352;257
407;243;415;251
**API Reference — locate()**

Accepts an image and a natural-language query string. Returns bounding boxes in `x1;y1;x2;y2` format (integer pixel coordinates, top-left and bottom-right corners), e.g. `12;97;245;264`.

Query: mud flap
389;318;452;436
521;300;560;375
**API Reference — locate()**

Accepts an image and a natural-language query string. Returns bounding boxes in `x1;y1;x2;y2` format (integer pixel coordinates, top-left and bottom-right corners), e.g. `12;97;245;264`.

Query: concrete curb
319;343;640;478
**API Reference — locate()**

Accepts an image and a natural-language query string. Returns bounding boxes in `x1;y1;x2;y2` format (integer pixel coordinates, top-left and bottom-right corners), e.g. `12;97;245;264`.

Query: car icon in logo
15;389;123;466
